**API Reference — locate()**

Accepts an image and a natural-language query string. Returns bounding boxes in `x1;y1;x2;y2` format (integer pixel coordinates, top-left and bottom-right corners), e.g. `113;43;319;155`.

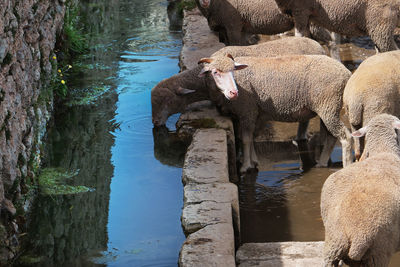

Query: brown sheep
321;114;400;267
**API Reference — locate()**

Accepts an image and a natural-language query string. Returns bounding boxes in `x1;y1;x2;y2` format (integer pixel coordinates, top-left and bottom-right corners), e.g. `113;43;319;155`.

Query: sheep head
351;114;400;160
199;0;210;8
198;54;247;100
151;86;195;126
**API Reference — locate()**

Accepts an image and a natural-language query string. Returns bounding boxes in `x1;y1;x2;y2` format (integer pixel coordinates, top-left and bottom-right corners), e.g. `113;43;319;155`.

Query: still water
19;0;186;266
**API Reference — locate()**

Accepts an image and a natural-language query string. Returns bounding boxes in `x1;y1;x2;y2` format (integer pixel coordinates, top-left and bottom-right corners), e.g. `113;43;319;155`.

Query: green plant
63;3;89;57
178;0;197;14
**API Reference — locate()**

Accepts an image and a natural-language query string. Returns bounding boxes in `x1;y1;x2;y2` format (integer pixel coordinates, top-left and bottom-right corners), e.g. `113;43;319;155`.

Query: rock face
0;0;65;262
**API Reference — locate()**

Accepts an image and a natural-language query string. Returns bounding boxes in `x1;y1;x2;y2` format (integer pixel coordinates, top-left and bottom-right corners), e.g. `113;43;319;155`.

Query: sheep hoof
240;164;258;174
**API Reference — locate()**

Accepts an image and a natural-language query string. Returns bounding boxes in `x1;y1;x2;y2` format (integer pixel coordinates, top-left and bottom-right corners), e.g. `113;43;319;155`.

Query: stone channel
176;8;326;267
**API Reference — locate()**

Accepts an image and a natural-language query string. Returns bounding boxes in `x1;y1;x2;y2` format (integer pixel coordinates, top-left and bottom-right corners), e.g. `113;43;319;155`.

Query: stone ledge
236;242;324;267
181;201;232;235
179;223;236;267
179;8;225;71
182;129;229;185
177;104;238;183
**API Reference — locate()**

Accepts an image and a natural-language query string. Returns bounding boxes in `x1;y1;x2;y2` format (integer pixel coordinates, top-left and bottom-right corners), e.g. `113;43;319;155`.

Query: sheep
343;50;400;160
151;36;326;126
273;0;400;52
195;0;340;59
198;53;353;172
195;0;294;45
321;113;400;267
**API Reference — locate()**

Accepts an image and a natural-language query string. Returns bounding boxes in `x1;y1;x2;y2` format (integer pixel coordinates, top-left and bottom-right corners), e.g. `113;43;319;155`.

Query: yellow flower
68;65;72;69
60;74;63;77
61;80;65;84
58;69;61;73
53;56;57;60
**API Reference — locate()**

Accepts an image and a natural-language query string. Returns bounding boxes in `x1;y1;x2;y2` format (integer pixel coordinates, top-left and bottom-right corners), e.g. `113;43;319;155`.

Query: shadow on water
18;0;186;266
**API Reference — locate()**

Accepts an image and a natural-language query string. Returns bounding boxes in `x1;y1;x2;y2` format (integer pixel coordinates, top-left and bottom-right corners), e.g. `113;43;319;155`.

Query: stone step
236;242;324;267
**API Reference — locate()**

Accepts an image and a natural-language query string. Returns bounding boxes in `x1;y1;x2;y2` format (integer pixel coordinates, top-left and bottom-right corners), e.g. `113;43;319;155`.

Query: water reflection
19;0;185;266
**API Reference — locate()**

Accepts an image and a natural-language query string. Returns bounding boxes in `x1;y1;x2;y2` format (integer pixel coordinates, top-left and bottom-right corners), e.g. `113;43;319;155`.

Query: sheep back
344;51;400;127
321;153;400;263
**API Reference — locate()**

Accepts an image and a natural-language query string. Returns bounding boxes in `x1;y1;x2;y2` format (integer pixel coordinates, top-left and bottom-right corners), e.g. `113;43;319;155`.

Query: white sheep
274;0;400;52
321;113;400;267
343;50;400;160
151;37;326;126
198;54;353;172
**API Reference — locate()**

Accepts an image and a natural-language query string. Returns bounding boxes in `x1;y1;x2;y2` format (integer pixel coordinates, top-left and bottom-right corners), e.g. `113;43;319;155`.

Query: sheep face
199;0;210;8
151;87;195;126
198;54;247;100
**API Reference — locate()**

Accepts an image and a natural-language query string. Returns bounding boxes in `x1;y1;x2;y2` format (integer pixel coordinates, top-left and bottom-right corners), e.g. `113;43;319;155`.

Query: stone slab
179;223;235;267
177;105;238;183
182;129;229;185
179;8;225;71
236;242;324;267
181;201;232;235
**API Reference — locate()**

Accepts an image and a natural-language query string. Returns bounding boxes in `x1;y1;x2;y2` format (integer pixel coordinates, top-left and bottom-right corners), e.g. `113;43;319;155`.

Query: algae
37;168;93;195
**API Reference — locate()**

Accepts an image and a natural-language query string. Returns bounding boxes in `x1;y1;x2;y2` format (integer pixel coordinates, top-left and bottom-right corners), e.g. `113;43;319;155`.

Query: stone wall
0;0;65;262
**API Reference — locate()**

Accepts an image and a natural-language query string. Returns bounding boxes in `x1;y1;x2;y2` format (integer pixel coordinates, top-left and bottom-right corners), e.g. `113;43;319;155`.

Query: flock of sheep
151;0;400;266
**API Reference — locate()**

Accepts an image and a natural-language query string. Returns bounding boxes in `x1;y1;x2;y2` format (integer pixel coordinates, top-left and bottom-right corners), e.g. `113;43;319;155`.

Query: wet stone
179;8;225;71
236;242;324;267
179;223;235;267
182;129;229;185
181;201;232;235
184;183;239;231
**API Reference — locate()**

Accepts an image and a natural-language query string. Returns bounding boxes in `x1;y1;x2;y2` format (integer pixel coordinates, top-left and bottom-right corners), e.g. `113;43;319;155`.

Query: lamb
198;54;353;172
195;0;294;45
321;114;400;267
273;0;400;52
343;50;400;160
151;36;326;126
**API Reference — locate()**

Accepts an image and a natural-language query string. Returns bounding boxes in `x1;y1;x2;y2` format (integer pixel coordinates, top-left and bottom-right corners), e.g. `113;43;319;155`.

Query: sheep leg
296;121;309;140
240;126;257;173
328;32;341;62
293;11;311;37
318;131;336;167
319;117;353;167
350;124;362;161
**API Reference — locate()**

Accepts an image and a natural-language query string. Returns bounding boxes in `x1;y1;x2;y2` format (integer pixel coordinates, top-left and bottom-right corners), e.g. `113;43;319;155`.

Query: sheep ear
176;87;196;95
198;58;213;64
198;67;210;77
352;126;368;138
393;121;400;130
234;62;248;70
226;53;234;60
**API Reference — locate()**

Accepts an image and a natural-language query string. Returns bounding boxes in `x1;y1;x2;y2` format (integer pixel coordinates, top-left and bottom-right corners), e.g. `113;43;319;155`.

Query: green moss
178;0;197;15
38;168;93;195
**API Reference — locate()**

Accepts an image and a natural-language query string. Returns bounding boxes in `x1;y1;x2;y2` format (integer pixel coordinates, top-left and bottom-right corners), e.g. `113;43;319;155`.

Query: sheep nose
229;90;238;99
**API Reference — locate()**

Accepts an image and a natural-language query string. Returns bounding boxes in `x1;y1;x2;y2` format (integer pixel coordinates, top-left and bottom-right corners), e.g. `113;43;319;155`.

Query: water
18;1;186;266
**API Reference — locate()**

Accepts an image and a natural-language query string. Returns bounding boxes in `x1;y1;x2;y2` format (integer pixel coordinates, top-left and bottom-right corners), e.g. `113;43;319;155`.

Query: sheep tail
348;236;371;261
